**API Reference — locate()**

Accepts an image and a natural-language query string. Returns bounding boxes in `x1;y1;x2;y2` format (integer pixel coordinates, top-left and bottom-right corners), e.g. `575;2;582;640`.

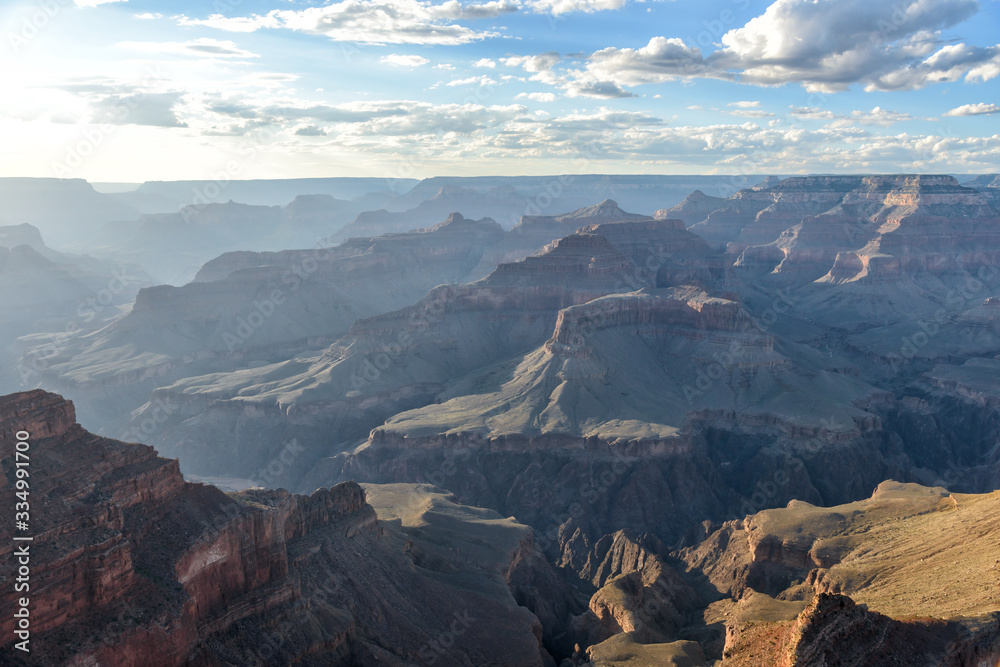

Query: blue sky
1;0;998;180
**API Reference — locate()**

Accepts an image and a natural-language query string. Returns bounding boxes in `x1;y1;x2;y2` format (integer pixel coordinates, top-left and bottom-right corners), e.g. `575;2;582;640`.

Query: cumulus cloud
944;102;1000;116
529;0;625;15
473;58;497;68
724;108;774;118
503;38;705;98
445;75;498;86
869;43;1000;92
721;101;772;117
381;54;430;67
565;78;636;98
118;38;259;59
516;92;557;102
789;106;836;120
586;37;712;86
259;102;412;123
294;125;328;136
502;53;560;72
718;0;997;92
337;102;526;137
504;0;1000;97
842;106;913;126
177;0;518;45
91;92;188;127
75;0;126;6
789;105;913;127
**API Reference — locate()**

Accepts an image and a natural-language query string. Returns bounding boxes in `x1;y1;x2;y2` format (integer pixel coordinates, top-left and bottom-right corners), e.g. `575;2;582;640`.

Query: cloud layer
944;102;1000;116
498;0;1000;97
178;0;517;45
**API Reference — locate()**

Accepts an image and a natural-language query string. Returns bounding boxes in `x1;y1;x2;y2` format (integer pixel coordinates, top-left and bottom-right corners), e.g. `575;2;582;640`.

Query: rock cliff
0;390;560;665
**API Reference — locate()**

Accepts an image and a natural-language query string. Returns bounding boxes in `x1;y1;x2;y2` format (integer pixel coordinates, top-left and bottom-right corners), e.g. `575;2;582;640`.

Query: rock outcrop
687;176;866;251
664;481;1000;665
660;189;730;226
0;390;560;665
576;219;724;287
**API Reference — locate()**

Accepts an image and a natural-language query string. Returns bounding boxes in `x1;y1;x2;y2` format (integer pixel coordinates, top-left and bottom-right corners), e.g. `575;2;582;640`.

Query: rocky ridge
0;390;561;665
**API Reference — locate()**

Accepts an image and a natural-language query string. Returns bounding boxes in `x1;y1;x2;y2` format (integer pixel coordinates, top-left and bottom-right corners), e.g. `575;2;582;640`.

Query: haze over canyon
0;171;999;666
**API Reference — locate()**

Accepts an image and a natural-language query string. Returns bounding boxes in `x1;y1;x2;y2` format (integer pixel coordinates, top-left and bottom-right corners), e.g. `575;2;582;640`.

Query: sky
0;0;998;181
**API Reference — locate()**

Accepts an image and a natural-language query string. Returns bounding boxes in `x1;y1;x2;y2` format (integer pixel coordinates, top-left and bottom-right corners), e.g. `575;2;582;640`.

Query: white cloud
28;79;1000;174
516;92;557;102
117;38;259;59
789;106;836;120
134;12;162;19
843;106;913;126
334;101;527;138
719;0;993;92
177;0;518;45
91;92;188;128
586;37;710;86
381;54;430;67
724;108;774;118
74;0;127;6
294;125;328;136
870;43;1000;92
507;37;703;99
944;102;1000;117
563;78;636;98
435;63;457;70
445;75;497;86
790;106;913;127
530;0;625;15
502;53;560;72
505;0;1000;97
473;58;497;68
728;100;760;108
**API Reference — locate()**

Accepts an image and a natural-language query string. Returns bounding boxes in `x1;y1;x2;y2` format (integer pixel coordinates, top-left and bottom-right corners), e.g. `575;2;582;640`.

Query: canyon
2;392;998;665
2;173;999;664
